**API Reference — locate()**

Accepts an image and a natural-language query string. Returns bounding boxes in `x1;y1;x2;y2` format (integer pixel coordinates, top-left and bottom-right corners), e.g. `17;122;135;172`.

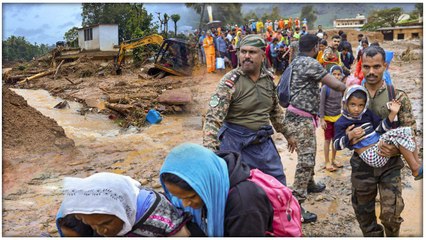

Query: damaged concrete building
77;24;119;51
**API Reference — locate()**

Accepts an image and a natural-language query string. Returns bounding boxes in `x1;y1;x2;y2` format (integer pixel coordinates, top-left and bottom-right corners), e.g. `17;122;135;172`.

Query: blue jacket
333;109;393;151
216;37;227;53
340;52;354;69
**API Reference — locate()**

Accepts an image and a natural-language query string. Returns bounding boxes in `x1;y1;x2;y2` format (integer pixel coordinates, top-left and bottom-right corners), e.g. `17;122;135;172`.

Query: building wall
392;28;423;40
98;25;118;51
78;26;100;51
78;24;118;51
334;19;366;28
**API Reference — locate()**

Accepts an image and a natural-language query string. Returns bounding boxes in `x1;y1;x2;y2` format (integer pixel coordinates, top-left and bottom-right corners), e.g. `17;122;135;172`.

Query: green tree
243;10;258;24
126;3;157;38
261;6;282;23
81;3;155;42
81;3;157;68
2;35;50;62
300;5;317;30
185;3;206;31
171;14;181;37
362;7;403;30
414;3;423;17
410;3;423;19
63;27;79;47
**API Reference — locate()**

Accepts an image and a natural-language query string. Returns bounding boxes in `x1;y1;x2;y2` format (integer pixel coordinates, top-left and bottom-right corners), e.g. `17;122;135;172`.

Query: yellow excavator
114;34;193;77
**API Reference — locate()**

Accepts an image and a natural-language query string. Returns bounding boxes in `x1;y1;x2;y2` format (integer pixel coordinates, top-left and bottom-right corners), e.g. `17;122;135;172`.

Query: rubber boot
384;227;400;237
363;225;384;237
300;206;317;223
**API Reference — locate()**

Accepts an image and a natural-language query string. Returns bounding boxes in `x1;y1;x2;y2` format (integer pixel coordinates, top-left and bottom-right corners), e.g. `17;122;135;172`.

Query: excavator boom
115;34;164;74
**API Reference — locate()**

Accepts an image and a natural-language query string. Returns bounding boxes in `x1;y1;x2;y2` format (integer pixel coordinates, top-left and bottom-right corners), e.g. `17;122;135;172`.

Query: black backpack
276;64;293;108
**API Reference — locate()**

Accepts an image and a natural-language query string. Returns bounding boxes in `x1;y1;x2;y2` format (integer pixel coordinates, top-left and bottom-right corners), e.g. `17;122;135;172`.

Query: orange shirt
203;36;215;55
278;20;284;29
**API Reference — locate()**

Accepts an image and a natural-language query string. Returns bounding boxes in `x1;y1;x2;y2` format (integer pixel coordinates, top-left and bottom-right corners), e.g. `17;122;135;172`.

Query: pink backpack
248;169;303;237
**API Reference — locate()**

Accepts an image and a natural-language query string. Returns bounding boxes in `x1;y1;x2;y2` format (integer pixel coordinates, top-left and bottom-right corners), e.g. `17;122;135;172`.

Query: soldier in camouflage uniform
282;34;346;223
349;46;418;237
203;34;288;185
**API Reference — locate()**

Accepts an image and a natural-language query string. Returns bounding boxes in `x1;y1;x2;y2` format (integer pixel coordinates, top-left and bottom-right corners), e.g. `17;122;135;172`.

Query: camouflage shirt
289;55;328;115
366;81;417;133
203;67;285;151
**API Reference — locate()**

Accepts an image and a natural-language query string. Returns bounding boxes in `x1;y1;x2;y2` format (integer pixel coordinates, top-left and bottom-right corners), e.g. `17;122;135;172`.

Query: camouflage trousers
283;111;318;203
351;152;405;237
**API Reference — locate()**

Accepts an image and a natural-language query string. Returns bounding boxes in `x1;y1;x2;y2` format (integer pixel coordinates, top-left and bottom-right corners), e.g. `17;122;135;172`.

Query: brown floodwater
7;88;422;237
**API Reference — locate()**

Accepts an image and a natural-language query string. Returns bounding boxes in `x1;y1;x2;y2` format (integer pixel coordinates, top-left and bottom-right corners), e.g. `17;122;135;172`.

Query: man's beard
241;59;262;75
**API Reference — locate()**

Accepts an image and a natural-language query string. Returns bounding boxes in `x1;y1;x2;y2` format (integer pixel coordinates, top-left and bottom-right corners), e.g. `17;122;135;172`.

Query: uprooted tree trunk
18;69;56;84
54;60;65;80
18;61;75;84
105;103;135;115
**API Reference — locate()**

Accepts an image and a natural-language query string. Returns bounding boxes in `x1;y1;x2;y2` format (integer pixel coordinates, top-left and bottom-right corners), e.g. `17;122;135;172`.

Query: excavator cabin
114;34;193;77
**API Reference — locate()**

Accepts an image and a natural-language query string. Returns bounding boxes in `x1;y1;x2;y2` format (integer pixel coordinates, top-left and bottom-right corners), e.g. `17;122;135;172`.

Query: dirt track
2;39;423;237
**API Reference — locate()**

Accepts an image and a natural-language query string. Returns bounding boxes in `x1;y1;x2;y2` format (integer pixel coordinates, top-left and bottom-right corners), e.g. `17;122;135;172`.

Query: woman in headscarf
56;172;195;237
234;30;242;46
316;39;328;65
354;39;369;81
160;143;273;237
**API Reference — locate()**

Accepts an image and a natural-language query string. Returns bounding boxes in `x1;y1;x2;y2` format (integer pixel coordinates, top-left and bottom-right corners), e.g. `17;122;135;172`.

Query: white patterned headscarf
60;172;141;236
341;84;369;121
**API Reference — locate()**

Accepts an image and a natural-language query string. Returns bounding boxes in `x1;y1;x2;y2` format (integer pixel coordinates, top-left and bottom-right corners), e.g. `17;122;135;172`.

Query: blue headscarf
160;143;230;237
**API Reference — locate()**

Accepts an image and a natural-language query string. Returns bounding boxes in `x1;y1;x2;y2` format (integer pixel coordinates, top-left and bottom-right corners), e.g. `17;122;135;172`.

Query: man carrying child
347;46;420;237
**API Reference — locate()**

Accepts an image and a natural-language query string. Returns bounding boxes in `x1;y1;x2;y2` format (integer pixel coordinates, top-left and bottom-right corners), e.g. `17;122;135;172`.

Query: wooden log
105;103;134;115
108;95;130;104
6;74;31;81
25;70;44;74
54;60;65;80
18;62;74;84
64;77;75;85
18;69;56;84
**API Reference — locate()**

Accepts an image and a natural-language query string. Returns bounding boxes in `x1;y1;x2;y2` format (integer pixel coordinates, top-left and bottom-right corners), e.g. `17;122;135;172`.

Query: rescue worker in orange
203;30;216;73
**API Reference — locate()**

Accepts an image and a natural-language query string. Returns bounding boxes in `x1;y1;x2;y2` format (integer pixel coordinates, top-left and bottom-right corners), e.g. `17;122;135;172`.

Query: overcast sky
2;2;417;45
2;3;197;45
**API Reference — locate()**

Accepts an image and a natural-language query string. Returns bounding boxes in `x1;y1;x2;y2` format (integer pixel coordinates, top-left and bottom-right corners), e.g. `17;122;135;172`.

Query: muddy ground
2;40;423;237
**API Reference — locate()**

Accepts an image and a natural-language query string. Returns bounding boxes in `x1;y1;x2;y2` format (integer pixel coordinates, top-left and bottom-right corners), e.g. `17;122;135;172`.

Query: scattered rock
53;101;69;109
139;179;149;185
315;195;324;201
157;87;192;105
152;182;162;189
48;227;58;234
172;105;183;112
54;138;75;149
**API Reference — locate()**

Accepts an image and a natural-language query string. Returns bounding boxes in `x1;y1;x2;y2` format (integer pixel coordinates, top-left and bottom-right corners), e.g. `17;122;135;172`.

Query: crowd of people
54;20;423;237
190;18;316;74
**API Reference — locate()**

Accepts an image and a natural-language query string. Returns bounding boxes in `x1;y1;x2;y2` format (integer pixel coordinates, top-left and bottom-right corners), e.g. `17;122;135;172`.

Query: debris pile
3;49;117;85
3;45;197;129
